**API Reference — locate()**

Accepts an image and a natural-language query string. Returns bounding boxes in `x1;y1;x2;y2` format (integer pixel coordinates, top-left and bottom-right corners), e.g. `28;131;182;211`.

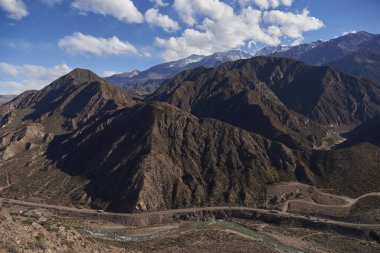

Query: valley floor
1;198;379;253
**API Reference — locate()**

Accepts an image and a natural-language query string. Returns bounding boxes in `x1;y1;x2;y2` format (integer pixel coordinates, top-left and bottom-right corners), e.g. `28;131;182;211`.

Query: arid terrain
0;36;380;252
1;199;379;253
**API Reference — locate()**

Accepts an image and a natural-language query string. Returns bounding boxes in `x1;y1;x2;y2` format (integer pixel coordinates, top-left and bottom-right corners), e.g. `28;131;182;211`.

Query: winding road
1;197;379;229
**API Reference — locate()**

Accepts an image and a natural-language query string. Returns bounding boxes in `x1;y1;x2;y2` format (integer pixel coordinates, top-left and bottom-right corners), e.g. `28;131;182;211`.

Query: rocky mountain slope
0;58;379;213
255;40;324;59
1;69;134;132
46;102;302;211
327;35;380;82
105;50;252;96
257;32;380;82
150;57;380;131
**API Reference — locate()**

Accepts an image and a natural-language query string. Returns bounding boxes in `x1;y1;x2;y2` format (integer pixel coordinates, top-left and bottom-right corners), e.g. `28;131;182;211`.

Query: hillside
0;69;135;132
150;56;380;135
327;35;380;82
0;61;379;213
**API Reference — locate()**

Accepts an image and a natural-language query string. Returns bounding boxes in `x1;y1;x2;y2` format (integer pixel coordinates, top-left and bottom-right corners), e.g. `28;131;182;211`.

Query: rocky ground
1;203;379;253
0;205;125;253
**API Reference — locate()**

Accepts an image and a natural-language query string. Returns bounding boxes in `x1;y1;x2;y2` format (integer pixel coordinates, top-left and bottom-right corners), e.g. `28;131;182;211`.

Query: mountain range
102;32;380;100
105;50;252;96
256;31;380;83
0;48;379;213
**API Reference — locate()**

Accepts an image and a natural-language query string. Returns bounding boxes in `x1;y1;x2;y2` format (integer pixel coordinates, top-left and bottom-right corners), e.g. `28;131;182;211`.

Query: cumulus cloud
71;0;143;23
173;0;234;26
157;0;323;61
150;0;168;7
0;0;28;20
58;32;137;56
248;0;293;9
0;63;72;94
145;8;180;32
263;9;324;39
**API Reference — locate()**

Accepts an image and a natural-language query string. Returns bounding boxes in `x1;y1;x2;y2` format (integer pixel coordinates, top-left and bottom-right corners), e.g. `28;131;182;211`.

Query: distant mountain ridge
105;50;252;96
255;32;380;83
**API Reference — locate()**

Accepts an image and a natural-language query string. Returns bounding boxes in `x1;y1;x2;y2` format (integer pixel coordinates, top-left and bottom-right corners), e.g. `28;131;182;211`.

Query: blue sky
0;0;379;94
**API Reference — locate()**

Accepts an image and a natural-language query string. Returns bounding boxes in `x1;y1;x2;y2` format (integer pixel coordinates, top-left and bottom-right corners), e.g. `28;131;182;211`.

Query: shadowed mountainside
46;102;302;212
150;57;380;142
0;60;379;213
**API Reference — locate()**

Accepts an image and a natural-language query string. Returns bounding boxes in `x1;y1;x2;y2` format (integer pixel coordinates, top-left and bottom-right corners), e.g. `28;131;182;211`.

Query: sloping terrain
46;102;301;212
309;142;380;198
258;32;380;83
235;57;380;128
0;60;379;215
327;35;380;82
294;31;376;65
261;31;376;65
150;56;380;146
149;60;330;150
0;69;134;133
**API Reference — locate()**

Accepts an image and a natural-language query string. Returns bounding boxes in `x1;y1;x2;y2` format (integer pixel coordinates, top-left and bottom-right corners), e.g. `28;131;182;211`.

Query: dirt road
1;197;379;229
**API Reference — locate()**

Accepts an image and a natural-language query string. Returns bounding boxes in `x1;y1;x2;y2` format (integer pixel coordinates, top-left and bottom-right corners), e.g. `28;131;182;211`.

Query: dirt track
277;182;380;215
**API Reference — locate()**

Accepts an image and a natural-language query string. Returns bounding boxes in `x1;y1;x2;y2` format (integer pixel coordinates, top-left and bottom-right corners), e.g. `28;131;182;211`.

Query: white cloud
263;9;324;39
0;0;28;20
0;63;72;94
158;1;323;61
101;71;121;77
58;32;137;56
145;8;180;32
342;30;357;36
39;0;62;6
173;0;234;26
159;0;277;60
248;0;293;9
71;0;143;23
150;0;168;7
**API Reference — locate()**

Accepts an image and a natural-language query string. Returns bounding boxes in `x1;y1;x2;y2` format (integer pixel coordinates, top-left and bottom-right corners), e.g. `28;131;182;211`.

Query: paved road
1;197;379;229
